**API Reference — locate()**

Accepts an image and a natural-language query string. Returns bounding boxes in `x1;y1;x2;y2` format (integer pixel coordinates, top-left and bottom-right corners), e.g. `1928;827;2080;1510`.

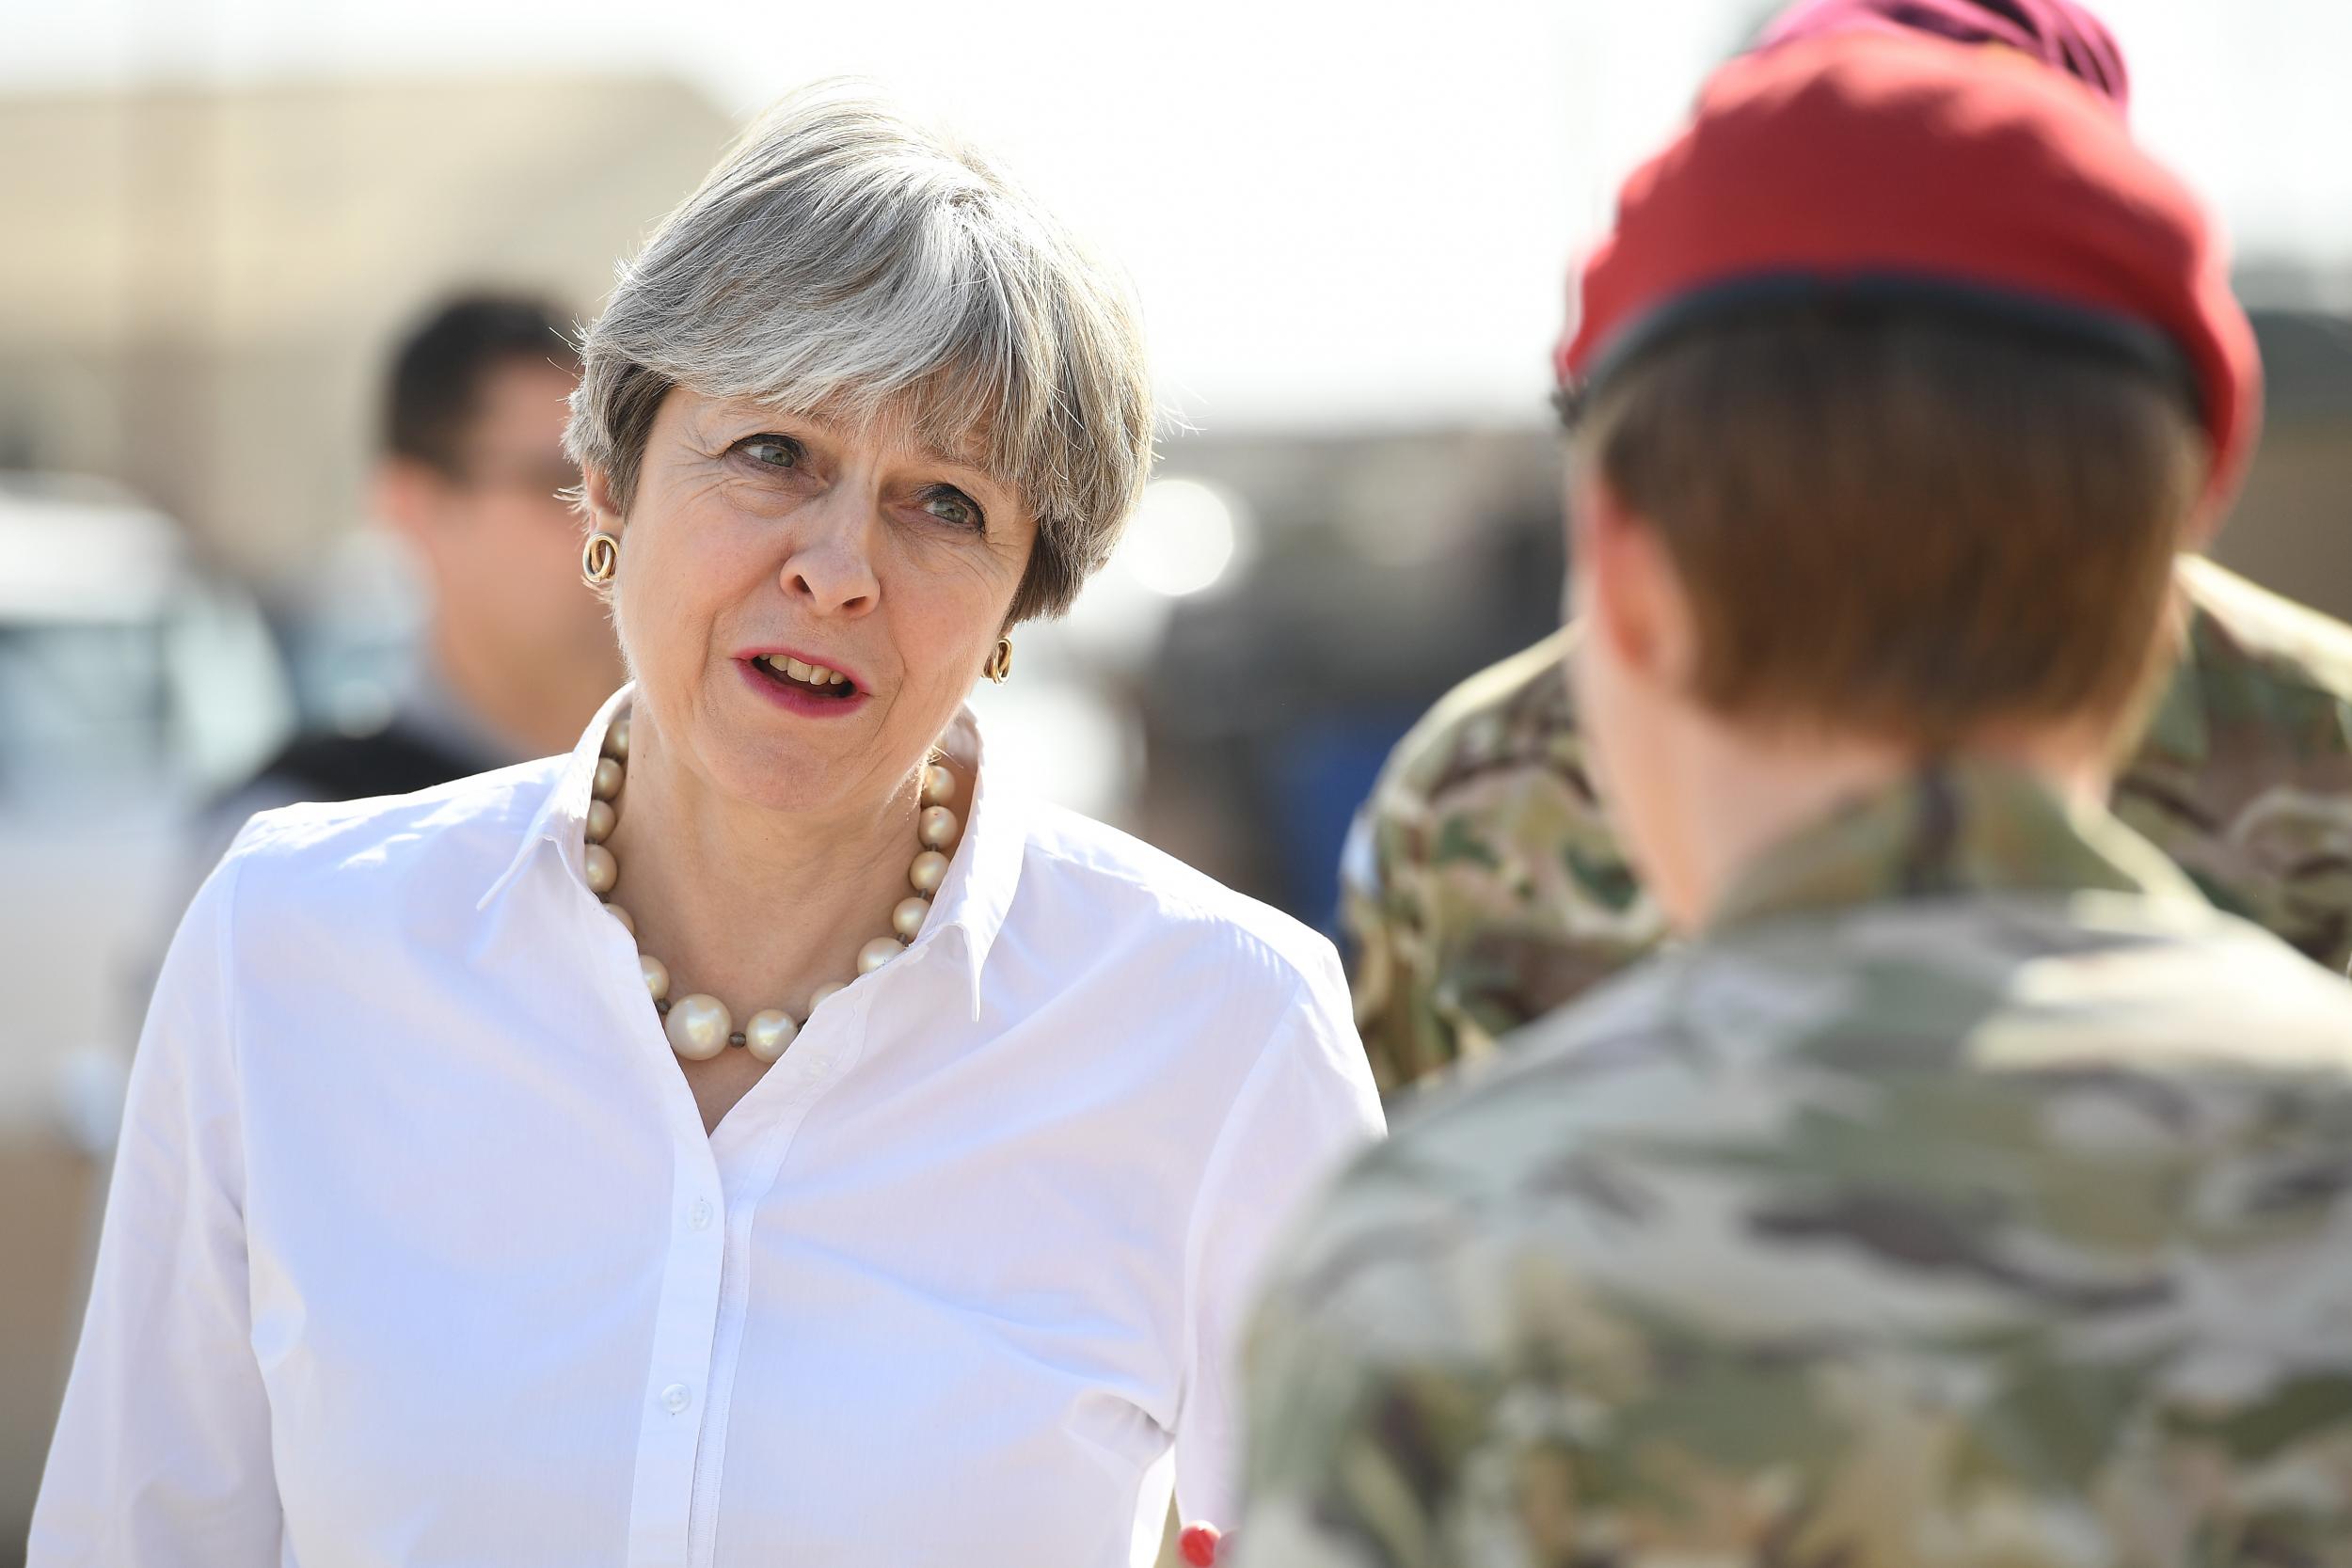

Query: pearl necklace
580;709;963;1064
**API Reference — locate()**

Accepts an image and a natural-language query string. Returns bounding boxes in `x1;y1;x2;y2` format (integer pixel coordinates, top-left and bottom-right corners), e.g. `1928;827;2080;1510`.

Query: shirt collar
921;705;1025;1022
475;685;1025;1022
1709;758;2207;936
476;683;630;912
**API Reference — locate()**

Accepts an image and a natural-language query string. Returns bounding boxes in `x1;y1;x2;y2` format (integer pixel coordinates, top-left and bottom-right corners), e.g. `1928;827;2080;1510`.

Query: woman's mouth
748;653;860;701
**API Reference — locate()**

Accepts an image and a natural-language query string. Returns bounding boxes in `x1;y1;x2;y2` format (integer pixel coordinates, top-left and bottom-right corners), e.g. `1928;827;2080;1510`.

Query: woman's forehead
680;388;996;471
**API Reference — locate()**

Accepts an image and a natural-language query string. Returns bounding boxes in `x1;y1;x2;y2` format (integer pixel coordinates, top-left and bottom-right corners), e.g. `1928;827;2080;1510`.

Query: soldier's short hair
1567;304;2206;749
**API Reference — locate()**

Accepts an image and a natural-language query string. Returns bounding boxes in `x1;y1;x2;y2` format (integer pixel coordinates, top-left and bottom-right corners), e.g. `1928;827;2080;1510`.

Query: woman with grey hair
34;86;1381;1567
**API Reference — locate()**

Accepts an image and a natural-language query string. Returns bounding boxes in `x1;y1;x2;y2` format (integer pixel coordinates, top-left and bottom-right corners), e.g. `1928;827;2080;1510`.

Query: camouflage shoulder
2178;555;2352;703
1363;626;1581;824
2122;559;2352;971
1261;950;1693;1317
1237;962;1697;1568
1244;910;2352;1568
1343;626;1645;1095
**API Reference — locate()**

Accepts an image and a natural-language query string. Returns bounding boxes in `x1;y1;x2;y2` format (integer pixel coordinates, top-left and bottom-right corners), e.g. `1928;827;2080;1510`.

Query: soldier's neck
1667;721;2113;933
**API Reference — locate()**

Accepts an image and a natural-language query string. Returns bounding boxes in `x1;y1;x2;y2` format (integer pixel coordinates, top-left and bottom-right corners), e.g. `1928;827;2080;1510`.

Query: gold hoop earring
984;638;1013;685
580;531;620;587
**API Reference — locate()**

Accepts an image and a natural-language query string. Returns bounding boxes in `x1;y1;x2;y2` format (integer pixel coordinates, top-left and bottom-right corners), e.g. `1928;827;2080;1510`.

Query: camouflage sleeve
1230;1099;1598;1568
2115;559;2352;974
1237;973;2352;1568
1342;630;1670;1101
1238;1216;2352;1568
1234;1227;1691;1568
1240;1264;1774;1568
1339;797;1460;1100
1232;1242;1480;1568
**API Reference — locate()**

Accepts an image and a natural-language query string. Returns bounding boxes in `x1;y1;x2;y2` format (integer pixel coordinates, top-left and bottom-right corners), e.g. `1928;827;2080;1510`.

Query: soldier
1343;0;2352;1099
1239;31;2352;1568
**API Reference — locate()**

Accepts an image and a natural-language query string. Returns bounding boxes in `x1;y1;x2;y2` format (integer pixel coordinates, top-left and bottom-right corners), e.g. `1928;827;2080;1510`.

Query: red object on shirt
1555;32;2259;513
1178;1522;1223;1565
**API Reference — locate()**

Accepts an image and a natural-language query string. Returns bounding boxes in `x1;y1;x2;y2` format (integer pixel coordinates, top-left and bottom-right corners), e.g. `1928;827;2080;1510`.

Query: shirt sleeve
29;848;282;1565
1173;950;1386;1533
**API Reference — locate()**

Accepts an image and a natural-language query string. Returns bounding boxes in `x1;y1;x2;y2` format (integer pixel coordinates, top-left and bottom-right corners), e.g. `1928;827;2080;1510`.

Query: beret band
1575;270;2201;418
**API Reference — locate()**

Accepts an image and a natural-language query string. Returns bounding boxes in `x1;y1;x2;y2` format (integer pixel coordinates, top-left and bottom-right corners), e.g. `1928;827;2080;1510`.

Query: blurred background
2;0;2347;1546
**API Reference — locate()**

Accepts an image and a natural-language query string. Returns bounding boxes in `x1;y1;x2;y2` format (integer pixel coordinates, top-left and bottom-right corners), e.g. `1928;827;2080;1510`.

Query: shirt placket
622;1117;731;1568
640;947;920;1568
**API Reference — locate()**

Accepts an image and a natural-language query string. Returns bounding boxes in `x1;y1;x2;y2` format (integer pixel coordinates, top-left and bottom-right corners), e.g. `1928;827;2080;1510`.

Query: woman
33;87;1382;1567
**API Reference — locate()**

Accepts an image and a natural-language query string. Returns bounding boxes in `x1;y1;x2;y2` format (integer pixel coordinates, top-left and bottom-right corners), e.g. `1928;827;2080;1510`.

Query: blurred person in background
1240;31;2352;1565
32;85;1378;1568
208;293;622;838
1343;0;2352;1098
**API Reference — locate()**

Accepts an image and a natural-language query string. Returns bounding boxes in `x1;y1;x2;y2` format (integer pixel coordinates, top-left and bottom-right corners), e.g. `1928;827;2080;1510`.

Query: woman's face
596;386;1036;817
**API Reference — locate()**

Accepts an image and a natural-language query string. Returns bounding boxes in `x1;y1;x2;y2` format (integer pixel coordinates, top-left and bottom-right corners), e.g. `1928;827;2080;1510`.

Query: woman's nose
778;494;881;613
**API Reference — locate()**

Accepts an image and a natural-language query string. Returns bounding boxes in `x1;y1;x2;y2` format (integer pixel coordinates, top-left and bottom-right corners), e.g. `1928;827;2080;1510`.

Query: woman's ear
581;463;625;534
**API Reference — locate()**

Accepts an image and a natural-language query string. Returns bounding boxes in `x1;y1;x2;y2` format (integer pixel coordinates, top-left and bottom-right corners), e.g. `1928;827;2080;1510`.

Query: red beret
1762;0;2128;109
1558;33;2260;510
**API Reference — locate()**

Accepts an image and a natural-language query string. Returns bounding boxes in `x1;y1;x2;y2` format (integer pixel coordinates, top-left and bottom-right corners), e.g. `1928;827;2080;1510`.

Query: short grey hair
566;82;1155;624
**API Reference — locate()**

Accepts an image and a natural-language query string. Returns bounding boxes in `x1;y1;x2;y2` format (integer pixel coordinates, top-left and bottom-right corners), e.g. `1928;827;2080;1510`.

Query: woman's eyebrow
696;396;993;480
703;396;814;430
914;447;990;480
906;426;996;476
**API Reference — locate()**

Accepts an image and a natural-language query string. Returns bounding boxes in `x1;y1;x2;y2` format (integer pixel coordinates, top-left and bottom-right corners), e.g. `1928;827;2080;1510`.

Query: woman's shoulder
220;755;567;893
1013;801;1382;1147
1015;800;1344;1000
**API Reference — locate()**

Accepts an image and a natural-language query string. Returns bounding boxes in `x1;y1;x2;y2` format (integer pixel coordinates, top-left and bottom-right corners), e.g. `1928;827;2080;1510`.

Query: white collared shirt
32;689;1383;1568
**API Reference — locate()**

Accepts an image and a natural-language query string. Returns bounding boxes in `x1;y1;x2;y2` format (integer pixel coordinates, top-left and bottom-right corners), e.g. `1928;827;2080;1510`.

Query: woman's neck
601;725;931;1020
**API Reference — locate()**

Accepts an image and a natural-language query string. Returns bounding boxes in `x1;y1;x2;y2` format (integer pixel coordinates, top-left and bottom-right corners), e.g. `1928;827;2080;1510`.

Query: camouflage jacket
1343;558;2352;1096
1243;764;2352;1568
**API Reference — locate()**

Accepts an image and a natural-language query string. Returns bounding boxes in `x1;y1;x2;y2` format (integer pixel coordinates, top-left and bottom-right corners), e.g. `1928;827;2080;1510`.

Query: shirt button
661;1383;691;1415
808;1057;832;1078
689;1199;714;1230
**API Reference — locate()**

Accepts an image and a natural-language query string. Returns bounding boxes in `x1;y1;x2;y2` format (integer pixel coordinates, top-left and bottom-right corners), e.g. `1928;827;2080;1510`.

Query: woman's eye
736;435;804;469
921;487;984;531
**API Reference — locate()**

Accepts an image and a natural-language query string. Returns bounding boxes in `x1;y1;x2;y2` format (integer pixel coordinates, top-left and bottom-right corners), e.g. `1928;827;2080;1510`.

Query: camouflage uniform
1243;762;2352;1568
1343;557;2352;1095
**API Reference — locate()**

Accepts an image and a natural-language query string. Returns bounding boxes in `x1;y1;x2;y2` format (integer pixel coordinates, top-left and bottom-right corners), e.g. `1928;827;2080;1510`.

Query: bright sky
7;0;2348;431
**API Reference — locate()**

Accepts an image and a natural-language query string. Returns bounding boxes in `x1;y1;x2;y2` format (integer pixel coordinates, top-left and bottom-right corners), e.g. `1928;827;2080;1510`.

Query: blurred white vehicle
0;475;290;1117
0;474;288;1537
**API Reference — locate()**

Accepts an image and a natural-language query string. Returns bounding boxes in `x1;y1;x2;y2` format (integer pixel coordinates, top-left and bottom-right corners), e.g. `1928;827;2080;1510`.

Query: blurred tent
0;75;734;583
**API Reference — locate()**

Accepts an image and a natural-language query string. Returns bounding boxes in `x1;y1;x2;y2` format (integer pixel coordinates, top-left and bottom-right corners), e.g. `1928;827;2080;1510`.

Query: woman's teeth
759;654;852;692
